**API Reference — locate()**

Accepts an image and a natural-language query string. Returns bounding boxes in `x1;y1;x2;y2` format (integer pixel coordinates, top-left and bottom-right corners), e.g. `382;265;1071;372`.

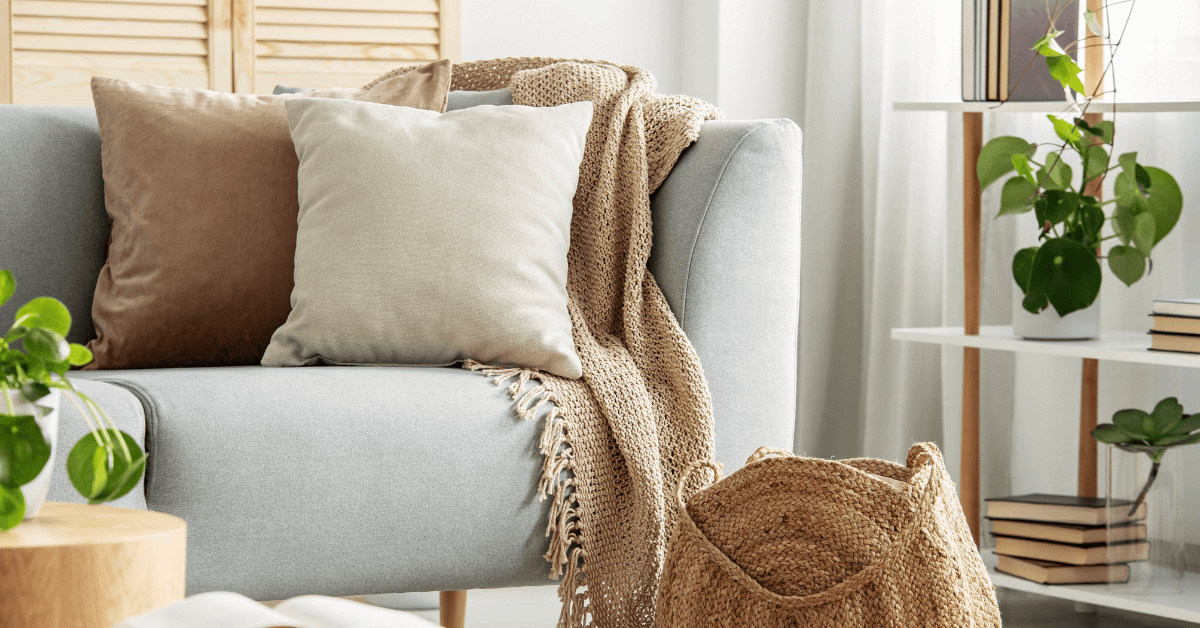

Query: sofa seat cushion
77;365;553;600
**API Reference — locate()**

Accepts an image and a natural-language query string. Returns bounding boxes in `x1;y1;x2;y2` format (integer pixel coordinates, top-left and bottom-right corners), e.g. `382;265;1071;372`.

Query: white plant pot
1012;282;1100;340
4;388;61;519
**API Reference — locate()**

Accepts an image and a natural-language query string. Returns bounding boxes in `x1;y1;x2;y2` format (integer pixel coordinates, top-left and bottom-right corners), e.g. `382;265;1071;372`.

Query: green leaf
1113;409;1152;439
1116;152;1152;189
67;343;93;368
15;297;71;337
67;430;145;504
0;485;24;531
1037;190;1079;226
1012;154;1038;186
1079;197;1105;242
1107;245;1146;286
998;176;1039;217
1152;397;1185;436
1156;432;1200;447
0;414;51;488
1083;144;1109;182
1031;30;1064;53
1084;11;1104;38
67;438;109;501
1115;167;1183;245
1039;153;1073;190
0;270;14;309
978;136;1033;190
1093;425;1135;444
1168;413;1200;436
1080;119;1114;145
1131;213;1157;256
1022;282;1050;314
1045;53;1086;94
1047;115;1081;147
22;328;69;364
20;383;51;404
1026;237;1102;316
1012;247;1040;294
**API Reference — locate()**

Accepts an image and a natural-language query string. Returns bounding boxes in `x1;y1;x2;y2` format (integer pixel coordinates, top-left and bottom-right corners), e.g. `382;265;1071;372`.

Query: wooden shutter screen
0;0;460;104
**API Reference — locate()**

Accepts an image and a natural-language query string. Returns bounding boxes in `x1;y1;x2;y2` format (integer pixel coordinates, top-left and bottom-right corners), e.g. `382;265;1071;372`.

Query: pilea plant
0;270;146;530
976;3;1183;317
1093;397;1200;516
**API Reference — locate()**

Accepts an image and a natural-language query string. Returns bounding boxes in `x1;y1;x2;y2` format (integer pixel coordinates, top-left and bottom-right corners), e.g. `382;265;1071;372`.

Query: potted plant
1093;397;1200;594
976;5;1183;339
0;270;146;531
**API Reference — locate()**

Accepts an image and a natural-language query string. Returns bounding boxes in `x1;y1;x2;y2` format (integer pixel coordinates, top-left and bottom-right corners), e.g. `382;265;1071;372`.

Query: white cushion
262;98;593;378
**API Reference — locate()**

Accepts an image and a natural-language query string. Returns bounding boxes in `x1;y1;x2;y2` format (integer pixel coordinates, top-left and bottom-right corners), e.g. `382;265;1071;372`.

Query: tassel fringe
464;360;590;625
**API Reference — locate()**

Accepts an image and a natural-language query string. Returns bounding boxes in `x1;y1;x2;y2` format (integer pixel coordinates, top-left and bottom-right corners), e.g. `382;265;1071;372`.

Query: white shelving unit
892;326;1200;370
982;550;1200;623
895;101;1200;113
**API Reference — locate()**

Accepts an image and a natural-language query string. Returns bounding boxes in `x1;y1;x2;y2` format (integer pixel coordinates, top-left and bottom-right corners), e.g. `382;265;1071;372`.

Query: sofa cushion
272;86;515;111
76;366;556;599
85;61;451;370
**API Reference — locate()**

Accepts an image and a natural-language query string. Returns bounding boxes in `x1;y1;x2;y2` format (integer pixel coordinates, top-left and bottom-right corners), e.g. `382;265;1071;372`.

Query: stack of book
986;494;1148;584
961;0;1078;101
1150;298;1200;355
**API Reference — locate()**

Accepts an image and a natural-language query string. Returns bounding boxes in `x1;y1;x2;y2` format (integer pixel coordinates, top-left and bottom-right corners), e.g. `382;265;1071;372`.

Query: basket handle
675;459;725;515
745;446;794;466
674;443;947;609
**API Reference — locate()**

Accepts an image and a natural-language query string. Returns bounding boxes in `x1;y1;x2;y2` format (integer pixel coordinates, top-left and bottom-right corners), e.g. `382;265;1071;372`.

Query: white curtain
796;0;1200;543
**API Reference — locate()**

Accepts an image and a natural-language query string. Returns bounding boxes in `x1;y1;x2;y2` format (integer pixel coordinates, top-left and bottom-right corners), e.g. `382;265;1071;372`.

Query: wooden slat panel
256;40;436;60
257;24;436;45
44;0;204;5
209;0;232;90
437;0;457;62
13;1;206;21
13;65;207;104
2;0;13;103
14;33;207;54
256;0;436;13
14;49;206;69
256;8;435;28
257;55;408;74
231;0;252;91
14;16;207;38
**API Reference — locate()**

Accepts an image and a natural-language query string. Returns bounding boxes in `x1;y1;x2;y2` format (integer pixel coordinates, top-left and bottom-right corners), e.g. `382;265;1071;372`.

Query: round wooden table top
0;502;187;628
0;501;185;548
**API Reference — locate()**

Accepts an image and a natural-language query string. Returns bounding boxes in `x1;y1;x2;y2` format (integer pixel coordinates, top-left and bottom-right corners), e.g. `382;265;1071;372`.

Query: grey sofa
0;95;802;601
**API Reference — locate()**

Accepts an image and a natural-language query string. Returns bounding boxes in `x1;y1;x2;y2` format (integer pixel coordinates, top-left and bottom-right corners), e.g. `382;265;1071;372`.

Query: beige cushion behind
86;60;451;369
262;98;593;379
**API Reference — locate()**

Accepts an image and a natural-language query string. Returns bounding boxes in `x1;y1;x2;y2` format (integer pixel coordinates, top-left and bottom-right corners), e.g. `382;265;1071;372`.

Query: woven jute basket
656;442;1002;627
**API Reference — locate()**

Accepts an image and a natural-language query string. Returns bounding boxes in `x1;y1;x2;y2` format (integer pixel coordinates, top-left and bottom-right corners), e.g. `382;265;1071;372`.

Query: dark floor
998;589;1198;627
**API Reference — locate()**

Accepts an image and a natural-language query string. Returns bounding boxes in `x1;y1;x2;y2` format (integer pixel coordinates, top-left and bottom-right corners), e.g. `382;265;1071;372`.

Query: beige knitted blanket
366;58;722;627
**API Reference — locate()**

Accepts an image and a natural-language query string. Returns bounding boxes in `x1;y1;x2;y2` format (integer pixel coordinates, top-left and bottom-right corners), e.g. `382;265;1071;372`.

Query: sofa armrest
649;119;802;467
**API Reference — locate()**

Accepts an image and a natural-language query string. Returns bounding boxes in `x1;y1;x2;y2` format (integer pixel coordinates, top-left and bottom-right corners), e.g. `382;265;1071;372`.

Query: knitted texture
366;58;722;627
657;443;1003;627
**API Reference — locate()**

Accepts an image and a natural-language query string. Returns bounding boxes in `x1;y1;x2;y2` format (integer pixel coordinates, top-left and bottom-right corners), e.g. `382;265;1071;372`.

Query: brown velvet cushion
85;60;451;369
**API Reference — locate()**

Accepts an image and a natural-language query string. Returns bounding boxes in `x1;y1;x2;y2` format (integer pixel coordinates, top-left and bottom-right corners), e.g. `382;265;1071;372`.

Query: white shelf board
891;326;1200;369
894;101;1200;113
983;549;1200;623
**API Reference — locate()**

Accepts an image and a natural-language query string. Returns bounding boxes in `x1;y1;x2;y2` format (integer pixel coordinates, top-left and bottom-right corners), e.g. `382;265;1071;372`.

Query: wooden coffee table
0;502;186;628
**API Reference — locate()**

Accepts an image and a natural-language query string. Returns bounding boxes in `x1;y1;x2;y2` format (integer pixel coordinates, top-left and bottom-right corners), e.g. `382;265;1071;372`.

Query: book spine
963;0;974;100
987;0;1000;100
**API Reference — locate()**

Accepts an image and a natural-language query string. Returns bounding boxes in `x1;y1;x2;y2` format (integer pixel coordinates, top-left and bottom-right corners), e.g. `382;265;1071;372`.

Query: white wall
460;0;807;122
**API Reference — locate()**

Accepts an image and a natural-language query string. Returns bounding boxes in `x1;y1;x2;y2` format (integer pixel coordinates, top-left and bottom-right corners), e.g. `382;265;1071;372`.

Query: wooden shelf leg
440;590;467;628
962;111;984;545
1079;358;1099;497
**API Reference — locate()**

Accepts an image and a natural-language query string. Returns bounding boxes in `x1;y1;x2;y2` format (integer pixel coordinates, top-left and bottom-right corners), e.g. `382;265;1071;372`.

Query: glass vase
1105;444;1187;595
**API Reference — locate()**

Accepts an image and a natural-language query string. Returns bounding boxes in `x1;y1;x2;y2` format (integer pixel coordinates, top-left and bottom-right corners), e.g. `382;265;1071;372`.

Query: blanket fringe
464;360;590;624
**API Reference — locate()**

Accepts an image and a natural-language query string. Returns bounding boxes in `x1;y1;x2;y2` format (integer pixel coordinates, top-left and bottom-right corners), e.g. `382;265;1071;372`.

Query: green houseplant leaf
1114;167;1183;245
1047;115;1081;148
1083;144;1109;182
1012;246;1039;293
15;297;71;337
1012;154;1038;186
1037;190;1079;226
1038;153;1072;191
0;270;14;308
1152;397;1185;434
22;327;70;364
67;429;145;504
1112;409;1152;441
0;485;24;531
1107;245;1146;286
1040;48;1086;94
0;414;52;488
978;136;1033;190
1025;237;1102;316
998;177;1038;216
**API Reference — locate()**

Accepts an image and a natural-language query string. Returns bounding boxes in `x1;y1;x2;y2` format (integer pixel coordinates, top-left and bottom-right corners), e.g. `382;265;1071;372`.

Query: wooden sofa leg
439;590;467;628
